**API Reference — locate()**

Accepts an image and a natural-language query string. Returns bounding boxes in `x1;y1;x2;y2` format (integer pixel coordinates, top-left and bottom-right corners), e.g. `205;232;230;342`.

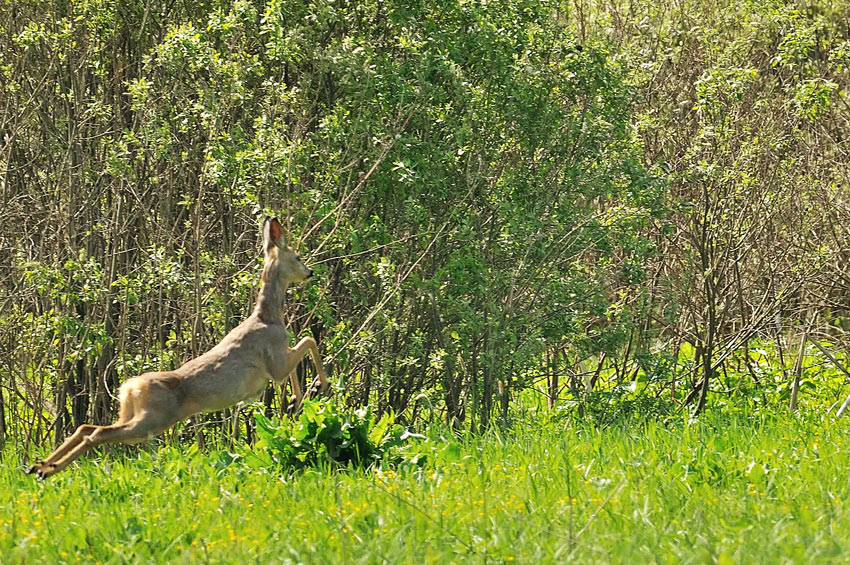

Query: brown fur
27;217;329;479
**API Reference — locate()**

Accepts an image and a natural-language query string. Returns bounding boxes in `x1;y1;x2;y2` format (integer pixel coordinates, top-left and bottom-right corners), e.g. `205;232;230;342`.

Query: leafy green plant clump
245;400;421;470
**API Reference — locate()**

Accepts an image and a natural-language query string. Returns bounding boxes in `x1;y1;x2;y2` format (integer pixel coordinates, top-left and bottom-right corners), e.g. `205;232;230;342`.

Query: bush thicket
1;0;849;449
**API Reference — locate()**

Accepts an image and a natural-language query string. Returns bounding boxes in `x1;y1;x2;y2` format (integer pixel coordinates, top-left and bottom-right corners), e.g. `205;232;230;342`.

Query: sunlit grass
3;409;850;563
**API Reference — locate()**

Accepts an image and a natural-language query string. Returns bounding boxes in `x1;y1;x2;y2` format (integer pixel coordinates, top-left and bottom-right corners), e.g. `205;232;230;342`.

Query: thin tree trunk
790;327;808;412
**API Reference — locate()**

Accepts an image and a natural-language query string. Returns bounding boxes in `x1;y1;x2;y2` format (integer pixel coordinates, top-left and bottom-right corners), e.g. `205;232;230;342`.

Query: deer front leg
288;373;303;412
281;337;330;409
305;338;330;396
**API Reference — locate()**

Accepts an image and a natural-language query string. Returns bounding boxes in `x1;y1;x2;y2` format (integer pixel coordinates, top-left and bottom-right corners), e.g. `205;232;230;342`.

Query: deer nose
307;269;313;278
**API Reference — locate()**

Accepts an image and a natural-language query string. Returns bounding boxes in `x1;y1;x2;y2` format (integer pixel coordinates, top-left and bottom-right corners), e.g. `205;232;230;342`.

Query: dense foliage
1;0;850;452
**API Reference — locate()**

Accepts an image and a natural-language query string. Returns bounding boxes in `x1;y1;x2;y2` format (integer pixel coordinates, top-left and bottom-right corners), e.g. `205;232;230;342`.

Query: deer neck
254;279;289;325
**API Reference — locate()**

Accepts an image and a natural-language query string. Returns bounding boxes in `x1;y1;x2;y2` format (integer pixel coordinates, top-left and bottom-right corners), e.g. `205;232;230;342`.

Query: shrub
244;400;417;470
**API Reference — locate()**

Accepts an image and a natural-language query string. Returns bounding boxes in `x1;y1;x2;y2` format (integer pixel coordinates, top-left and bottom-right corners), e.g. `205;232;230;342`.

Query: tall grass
3;408;849;563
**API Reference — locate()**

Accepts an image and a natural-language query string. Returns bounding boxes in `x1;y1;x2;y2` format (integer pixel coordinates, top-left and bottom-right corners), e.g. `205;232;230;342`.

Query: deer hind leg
27;424;99;475
28;376;181;479
34;417;165;479
28;377;141;477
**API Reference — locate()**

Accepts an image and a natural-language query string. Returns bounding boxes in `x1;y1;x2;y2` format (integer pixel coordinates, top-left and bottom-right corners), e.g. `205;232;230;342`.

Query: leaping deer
27;217;329;479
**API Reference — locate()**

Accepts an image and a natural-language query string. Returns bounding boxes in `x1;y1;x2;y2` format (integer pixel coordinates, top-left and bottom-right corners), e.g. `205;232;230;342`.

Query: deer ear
262;217;285;250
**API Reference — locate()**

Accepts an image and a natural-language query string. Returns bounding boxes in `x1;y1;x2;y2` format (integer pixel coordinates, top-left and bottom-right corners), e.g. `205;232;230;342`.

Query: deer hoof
26;461;55;479
25;459;47;474
36;464;55;480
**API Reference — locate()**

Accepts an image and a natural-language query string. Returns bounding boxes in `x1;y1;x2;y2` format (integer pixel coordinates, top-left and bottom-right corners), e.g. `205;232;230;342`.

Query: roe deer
27;217;329;479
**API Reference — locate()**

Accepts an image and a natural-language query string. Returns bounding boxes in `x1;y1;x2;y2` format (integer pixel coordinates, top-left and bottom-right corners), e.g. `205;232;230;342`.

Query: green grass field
3;408;849;564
